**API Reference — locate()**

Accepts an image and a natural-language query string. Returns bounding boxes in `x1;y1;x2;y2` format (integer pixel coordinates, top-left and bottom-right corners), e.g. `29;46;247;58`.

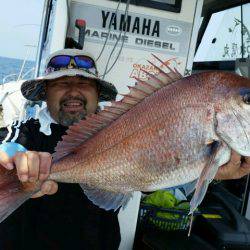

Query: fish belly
50;113;211;193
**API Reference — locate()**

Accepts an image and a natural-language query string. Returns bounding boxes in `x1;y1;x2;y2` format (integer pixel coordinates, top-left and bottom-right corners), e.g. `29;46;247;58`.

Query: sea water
0;56;35;84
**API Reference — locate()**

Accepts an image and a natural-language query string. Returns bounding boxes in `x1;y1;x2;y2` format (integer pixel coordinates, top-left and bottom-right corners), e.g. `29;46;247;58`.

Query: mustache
60;96;87;107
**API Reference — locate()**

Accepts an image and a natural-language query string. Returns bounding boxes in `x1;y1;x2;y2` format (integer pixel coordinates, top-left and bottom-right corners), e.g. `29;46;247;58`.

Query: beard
58;96;87;126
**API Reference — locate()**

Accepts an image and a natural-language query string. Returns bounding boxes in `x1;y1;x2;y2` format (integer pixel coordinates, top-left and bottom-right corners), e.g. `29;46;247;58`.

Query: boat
1;0;250;249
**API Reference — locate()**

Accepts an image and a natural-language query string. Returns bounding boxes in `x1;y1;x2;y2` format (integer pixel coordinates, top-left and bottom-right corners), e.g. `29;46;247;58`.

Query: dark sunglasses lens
49;56;71;68
75;56;95;69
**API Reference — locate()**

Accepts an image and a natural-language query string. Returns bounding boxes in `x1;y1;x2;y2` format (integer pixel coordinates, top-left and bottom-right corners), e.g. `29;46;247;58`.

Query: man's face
46;76;98;126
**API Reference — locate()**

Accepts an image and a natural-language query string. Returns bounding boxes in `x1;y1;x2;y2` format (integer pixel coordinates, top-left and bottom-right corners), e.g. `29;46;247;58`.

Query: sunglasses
46;55;98;75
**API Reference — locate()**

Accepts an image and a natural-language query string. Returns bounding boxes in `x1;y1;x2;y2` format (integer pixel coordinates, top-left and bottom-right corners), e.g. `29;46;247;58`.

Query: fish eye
243;93;250;104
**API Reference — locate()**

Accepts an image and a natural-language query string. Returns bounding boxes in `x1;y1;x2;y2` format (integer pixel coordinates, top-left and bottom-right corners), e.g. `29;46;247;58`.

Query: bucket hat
21;49;118;102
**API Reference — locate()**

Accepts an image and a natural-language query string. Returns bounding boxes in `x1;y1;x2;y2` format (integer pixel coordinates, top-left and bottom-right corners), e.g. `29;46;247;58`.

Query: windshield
195;3;250;62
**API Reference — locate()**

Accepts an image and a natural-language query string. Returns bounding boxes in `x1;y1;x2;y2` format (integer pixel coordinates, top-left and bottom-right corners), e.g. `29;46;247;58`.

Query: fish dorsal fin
53;55;182;162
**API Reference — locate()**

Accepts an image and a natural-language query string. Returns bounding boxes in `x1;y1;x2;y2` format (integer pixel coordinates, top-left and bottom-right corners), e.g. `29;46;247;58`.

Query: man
0;48;250;250
0;49;120;250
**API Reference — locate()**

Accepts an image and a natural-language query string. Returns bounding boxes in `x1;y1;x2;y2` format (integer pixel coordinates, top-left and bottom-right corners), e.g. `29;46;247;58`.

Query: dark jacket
0;119;120;250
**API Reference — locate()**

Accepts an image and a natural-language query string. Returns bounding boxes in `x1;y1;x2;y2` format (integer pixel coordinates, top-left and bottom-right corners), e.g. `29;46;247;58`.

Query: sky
0;0;44;60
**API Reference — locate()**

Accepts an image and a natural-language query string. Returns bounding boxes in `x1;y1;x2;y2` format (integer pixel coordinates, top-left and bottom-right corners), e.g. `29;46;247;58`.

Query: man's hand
215;150;250;180
0;150;58;198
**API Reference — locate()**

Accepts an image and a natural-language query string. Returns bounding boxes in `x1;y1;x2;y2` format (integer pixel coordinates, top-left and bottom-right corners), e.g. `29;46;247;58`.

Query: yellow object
143;190;178;208
143;190;191;230
202;213;222;219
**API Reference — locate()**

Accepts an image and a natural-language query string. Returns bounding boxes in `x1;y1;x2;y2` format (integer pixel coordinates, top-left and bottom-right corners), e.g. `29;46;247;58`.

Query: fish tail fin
0;167;34;223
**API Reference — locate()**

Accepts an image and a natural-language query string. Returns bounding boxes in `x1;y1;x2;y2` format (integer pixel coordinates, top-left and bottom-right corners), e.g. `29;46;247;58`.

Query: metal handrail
20;67;35;79
2;67;35;84
0;92;9;105
17;45;36;81
2;74;18;84
35;0;53;77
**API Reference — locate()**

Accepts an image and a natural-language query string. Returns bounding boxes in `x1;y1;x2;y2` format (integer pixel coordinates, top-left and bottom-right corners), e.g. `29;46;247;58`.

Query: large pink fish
1;55;250;222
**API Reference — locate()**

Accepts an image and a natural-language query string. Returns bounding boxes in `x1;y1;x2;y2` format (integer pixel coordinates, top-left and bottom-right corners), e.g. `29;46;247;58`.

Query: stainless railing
34;0;53;77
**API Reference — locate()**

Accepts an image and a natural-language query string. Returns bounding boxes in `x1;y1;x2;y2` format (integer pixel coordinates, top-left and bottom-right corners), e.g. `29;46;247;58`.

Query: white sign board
68;1;197;94
195;3;250;62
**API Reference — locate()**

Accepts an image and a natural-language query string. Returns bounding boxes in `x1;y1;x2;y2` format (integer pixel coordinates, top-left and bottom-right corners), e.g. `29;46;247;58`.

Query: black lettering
247;45;250;53
135;38;143;44
142;19;151;36
162;42;175;50
102;11;110;28
110;13;117;30
101;32;108;39
162;42;169;49
121;35;129;43
132;17;140;34
155;41;161;48
120;14;131;32
91;31;99;38
152;21;160;37
147;40;153;47
85;29;90;36
112;33;120;40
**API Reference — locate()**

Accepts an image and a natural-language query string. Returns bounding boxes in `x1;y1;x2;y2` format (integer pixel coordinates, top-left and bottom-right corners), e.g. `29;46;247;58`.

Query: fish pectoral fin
189;141;230;214
79;184;132;211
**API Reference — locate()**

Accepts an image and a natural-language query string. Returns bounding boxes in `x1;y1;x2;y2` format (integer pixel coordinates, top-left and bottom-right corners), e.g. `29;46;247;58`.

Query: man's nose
65;83;82;95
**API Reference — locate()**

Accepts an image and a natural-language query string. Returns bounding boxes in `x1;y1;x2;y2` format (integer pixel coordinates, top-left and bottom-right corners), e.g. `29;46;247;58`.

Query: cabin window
194;3;250;62
110;0;182;13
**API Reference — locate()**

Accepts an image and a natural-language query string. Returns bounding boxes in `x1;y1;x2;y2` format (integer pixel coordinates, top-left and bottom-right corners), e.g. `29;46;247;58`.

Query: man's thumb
0;150;14;170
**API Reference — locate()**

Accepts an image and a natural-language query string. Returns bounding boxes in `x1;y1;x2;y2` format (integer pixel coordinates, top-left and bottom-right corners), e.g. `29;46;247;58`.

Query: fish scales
1;68;250;222
49;73;218;192
52;75;200;167
50;109;210;191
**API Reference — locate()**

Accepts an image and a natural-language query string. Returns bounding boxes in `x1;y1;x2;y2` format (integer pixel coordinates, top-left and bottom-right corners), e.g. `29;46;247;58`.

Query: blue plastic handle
0;142;27;157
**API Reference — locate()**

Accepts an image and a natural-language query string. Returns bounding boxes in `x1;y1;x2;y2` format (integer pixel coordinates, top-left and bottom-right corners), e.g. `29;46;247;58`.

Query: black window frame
109;0;182;13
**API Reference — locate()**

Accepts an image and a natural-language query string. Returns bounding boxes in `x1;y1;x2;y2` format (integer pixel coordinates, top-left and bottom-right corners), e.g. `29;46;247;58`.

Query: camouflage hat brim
21;69;117;102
